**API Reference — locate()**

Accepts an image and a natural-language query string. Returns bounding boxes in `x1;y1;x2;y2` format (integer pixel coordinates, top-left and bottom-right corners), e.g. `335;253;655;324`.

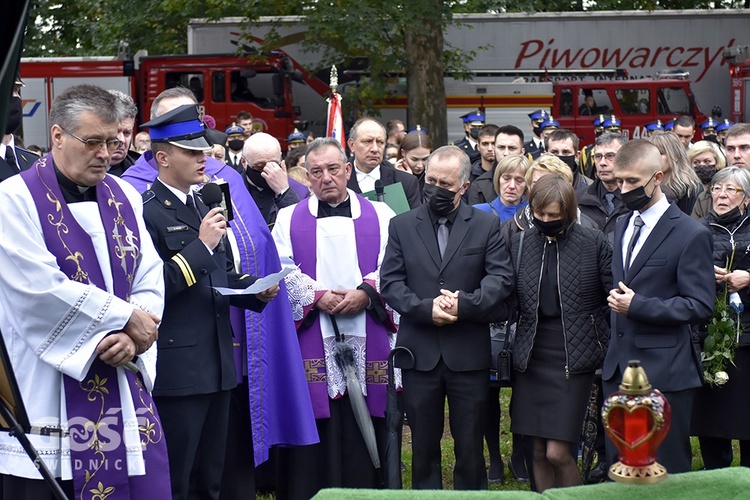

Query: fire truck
725;45;750;124
18;49;312;149
363;69;708;146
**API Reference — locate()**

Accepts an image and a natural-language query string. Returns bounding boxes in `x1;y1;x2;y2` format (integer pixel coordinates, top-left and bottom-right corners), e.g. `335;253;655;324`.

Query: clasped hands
97;308;161;368
433;289;459;326
715;265;750;293
316;289;369;316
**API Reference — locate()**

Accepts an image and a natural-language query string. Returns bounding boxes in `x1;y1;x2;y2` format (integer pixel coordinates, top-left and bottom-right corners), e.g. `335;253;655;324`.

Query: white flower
715;371;729;386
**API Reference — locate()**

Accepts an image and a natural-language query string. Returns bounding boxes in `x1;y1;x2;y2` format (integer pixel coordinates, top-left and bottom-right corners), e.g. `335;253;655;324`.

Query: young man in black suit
380;145;515;489
604;139;714;473
139;104;278;500
0;74;39;180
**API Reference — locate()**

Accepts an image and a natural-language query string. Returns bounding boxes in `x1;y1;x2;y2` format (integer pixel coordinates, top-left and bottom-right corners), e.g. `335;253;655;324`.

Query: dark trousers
1;474;73;500
700;437;750;469
155;390;232;500
278;395;386;500
403;359;488;490
220;383;256;500
604;378;694;473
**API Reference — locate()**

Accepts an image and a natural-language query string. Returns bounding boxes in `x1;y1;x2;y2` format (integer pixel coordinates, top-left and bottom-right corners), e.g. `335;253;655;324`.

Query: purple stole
21;155;171;500
290;195;391;419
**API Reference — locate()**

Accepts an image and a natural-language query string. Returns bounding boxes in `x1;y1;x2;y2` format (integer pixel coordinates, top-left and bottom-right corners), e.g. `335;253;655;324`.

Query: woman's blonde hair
525;153;574;186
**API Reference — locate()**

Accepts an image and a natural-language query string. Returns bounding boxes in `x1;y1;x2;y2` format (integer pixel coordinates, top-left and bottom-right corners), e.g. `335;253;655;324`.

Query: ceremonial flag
327;91;345;150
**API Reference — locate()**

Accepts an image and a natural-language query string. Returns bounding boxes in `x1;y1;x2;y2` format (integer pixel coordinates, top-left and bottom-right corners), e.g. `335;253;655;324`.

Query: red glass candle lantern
601;360;671;483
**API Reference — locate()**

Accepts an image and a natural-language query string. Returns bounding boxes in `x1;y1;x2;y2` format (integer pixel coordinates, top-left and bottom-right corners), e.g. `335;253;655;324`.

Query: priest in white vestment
0;85;168;500
272;137;398;499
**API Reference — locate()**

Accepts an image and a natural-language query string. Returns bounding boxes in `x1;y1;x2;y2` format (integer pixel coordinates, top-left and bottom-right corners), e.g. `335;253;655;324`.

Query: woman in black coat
692;166;750;469
510;175;612;492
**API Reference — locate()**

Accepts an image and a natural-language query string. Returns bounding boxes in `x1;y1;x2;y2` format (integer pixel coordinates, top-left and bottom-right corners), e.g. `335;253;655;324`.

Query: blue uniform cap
287;128;306;144
461;111;485;124
700;118;718;132
602;115;621;129
141;104;212;151
644;120;664;132
225;122;245;136
663;119;676;131
593;114;607;128
528;109;549;121
539;117;559;130
716;119;735;133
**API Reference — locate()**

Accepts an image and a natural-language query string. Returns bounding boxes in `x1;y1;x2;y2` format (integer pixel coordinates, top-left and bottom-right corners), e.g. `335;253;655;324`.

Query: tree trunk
405;2;447;148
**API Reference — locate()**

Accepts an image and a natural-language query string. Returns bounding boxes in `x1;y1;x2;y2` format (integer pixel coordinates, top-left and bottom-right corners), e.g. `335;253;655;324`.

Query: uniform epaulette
143;190;156;203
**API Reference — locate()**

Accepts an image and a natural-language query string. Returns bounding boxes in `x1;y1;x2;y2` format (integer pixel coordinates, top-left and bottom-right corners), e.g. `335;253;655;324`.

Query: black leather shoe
509;453;529;483
586;460;608;484
488;459;504;484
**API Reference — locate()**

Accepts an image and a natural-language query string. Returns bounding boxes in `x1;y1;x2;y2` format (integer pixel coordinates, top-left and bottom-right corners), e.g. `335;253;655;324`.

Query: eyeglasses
710;185;744;196
62;128;122;153
594;153;617;162
692;160;716;167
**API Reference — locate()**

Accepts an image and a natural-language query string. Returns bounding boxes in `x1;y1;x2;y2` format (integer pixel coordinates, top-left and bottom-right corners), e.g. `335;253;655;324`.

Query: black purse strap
501;231;524;352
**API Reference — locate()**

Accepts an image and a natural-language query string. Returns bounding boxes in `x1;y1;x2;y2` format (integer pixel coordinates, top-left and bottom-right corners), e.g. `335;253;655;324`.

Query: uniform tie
186;193;201;220
437;217;449;259
625;215;644;272
5;147;18;172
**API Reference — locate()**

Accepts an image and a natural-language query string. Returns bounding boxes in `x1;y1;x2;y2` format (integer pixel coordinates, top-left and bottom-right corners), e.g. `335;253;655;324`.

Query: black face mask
621;172;658;212
468;127;481;140
533;217;567;237
245;166;270;190
712;206;743;226
5;96;22;135
423;183;458;216
694;165;717;185
533;125;543;137
228;139;244;152
556;155;578;174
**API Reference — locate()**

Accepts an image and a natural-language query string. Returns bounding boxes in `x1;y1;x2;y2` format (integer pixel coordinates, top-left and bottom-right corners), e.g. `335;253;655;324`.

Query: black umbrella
580;370;602;481
385;346;415;489
329;314;382;474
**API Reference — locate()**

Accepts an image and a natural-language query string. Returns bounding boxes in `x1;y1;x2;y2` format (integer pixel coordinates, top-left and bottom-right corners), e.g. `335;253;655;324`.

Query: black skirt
691;346;750;440
510;319;595;443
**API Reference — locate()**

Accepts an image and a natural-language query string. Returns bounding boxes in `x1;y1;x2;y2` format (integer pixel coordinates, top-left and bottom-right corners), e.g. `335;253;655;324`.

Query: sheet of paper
213;266;294;295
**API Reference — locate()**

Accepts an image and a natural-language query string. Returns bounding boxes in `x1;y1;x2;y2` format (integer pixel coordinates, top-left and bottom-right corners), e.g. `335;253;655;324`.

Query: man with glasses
726;123;750;168
577;132;630;236
0;84;170;499
241;132;299;227
272;137;396;498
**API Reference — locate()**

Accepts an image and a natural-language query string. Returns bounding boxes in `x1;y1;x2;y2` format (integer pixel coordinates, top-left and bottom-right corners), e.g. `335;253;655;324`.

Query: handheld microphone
201;182;226;253
374;179;385;203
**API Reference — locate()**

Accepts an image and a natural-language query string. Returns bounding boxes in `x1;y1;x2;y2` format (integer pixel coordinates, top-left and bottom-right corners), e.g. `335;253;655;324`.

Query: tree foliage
23;0;233;57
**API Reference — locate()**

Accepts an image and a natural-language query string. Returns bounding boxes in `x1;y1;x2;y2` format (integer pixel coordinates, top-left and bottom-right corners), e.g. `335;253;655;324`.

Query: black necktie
5;147;18;172
186;194;201;220
604;192;615;215
437;217;449;259
625;215;644;272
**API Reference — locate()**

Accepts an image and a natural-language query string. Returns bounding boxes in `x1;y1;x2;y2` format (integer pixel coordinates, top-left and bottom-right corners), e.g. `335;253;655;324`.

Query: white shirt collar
633;192;670;229
157;177;198;205
0;136;15;160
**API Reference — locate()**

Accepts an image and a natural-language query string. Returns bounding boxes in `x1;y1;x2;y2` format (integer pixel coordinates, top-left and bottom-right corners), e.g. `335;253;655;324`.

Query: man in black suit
139;104;278;500
380;145;515;489
106;90;141;177
604;139;714;474
0;74;38;180
346;117;421;209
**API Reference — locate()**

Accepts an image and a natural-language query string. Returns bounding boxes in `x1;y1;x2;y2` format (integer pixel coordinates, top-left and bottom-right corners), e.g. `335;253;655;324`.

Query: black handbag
491;231;524;387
